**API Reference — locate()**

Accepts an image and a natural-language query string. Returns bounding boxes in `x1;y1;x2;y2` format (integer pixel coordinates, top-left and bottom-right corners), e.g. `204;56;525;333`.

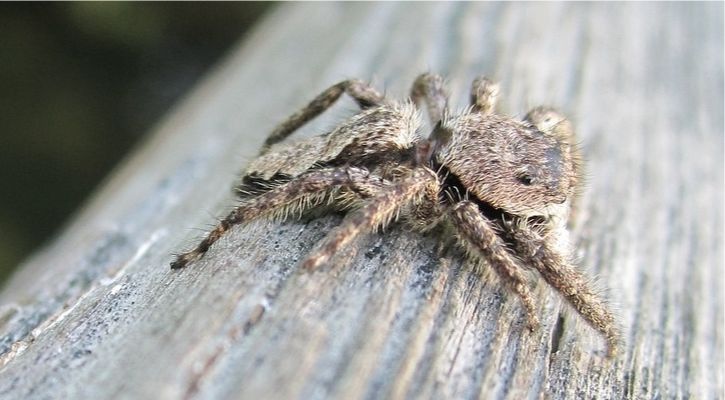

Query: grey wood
0;3;721;399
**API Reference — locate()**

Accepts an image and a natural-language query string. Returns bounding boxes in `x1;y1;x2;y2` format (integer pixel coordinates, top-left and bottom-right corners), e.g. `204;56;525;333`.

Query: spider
170;73;621;357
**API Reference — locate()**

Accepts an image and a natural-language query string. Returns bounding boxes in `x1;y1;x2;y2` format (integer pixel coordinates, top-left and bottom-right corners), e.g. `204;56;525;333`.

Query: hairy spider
171;73;621;357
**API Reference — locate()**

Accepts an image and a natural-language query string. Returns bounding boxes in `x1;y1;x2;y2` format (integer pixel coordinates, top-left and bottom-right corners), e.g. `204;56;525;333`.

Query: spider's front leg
302;167;439;271
450;201;540;331
171;167;386;270
261;80;386;154
507;223;621;357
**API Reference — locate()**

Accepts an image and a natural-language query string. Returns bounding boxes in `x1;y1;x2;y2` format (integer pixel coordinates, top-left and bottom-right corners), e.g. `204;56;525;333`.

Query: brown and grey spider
171;73;621;357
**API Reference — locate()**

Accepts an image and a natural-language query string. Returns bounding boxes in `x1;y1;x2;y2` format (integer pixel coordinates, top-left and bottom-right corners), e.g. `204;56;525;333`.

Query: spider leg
407;173;445;232
507;223;621;357
302;167;439;271
261;80;386;154
410;73;449;124
450;201;540;331
469;76;500;115
171;167;386;269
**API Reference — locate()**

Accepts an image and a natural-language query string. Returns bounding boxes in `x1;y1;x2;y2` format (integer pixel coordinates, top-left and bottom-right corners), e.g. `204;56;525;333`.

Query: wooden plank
0;3;721;399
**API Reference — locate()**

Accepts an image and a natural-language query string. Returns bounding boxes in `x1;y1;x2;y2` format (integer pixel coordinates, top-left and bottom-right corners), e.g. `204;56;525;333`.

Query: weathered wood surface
0;3;722;399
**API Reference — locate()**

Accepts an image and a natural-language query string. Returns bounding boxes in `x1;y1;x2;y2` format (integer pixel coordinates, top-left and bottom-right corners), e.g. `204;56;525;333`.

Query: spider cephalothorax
171;74;620;357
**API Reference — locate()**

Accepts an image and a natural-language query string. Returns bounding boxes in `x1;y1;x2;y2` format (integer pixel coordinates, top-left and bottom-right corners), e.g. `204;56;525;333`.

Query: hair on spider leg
171;73;622;357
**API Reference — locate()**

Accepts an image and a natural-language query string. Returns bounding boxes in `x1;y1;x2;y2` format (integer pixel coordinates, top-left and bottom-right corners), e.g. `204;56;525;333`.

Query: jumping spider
171;73;621;357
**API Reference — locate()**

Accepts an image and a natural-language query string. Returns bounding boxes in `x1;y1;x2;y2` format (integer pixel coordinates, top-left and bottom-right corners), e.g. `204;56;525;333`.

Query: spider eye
517;174;534;186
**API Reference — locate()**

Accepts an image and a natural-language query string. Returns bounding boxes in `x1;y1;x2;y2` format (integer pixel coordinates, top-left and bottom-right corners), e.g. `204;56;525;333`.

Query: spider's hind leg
261;80;386;154
171;167;386;269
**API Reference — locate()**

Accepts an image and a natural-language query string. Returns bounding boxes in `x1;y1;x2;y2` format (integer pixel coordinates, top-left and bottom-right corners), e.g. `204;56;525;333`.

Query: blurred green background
0;3;271;283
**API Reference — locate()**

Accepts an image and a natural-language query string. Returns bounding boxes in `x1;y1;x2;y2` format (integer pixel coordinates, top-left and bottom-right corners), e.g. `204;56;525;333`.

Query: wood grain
0;3;721;399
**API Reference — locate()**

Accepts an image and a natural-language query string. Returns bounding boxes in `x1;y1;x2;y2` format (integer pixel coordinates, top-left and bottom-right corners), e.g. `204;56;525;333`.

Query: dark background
0;3;271;283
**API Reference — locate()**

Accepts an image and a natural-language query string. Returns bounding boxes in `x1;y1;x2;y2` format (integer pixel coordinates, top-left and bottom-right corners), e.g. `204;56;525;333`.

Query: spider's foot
605;345;617;360
525;314;541;332
170;251;201;270
604;335;622;359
